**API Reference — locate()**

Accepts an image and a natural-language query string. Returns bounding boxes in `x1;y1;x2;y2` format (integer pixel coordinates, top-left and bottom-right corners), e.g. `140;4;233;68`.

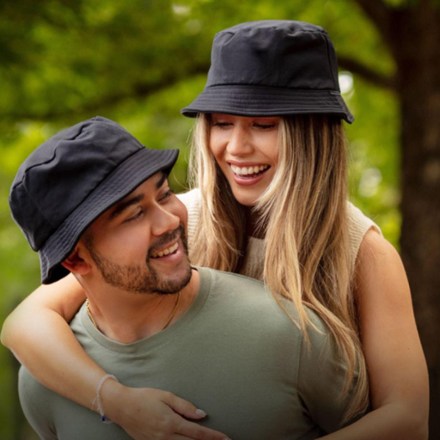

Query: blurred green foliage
0;1;400;438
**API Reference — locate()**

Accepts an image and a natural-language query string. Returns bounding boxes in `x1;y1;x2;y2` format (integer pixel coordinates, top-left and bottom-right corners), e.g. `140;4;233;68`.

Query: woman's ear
61;245;91;276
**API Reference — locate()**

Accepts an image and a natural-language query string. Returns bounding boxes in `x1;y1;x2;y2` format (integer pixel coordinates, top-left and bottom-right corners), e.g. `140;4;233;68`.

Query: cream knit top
178;189;380;281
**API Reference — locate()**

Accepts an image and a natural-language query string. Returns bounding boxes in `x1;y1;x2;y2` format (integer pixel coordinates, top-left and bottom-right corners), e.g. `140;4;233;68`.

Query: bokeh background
0;1;439;438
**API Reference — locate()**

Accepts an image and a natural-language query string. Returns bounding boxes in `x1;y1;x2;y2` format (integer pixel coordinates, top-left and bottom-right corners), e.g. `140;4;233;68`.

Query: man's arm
19;367;58;440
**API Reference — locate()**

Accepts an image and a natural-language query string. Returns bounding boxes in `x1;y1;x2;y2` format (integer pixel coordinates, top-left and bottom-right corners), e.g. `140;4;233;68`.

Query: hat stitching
39;148;178;283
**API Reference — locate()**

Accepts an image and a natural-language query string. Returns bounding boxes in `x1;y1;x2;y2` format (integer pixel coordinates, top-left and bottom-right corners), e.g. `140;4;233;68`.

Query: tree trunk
388;2;440;435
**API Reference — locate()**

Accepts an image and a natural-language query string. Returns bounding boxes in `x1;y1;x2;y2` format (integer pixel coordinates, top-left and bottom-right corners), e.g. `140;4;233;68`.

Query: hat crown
9;116;179;283
207;20;339;92
181;20;353;122
9;117;142;251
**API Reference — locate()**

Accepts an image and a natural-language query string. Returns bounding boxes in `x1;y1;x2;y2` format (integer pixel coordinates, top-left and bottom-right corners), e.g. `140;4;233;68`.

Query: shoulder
199;267;329;340
200;267;269;299
357;228;403;270
201;267;329;320
356;228;409;299
347;202;381;262
18;366;57;438
200;267;289;314
177;189;201;242
355;229;413;327
347;202;381;235
177;188;201;208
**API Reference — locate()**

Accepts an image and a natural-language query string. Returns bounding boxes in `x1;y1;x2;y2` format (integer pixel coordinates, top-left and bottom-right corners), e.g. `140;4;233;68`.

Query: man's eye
159;189;174;201
125;208;143;222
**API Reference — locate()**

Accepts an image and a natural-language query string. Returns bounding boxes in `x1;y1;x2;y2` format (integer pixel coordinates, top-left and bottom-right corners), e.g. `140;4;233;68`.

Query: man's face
82;173;191;294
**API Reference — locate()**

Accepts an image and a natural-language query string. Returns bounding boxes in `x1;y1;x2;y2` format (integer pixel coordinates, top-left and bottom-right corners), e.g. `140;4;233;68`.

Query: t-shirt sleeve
18;367;57;439
297;314;360;433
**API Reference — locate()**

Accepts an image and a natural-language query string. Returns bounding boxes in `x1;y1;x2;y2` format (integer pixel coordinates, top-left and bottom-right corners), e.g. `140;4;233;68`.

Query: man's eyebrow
108;193;145;220
107;173;167;220
155;172;167;189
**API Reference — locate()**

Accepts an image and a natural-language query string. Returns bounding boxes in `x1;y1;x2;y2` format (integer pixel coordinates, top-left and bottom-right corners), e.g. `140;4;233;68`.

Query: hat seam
40;148;178;283
181;20;352;122
322;34;339;88
37;146;144;252
9;148;58;194
201;84;342;93
49;145;145;235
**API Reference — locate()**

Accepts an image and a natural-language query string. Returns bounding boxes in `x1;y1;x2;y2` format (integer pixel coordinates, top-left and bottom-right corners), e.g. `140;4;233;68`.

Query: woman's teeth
230;164;269;176
151;242;178;258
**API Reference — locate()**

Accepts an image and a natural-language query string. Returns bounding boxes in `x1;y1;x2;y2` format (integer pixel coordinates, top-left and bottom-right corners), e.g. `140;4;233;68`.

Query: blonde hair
188;114;368;420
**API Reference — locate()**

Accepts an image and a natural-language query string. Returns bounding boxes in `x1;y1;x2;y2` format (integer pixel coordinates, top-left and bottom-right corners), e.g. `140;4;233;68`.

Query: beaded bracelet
93;373;118;423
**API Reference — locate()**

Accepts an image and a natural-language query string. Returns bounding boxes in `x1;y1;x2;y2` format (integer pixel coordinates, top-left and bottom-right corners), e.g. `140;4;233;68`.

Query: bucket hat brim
181;85;354;123
39;147;179;283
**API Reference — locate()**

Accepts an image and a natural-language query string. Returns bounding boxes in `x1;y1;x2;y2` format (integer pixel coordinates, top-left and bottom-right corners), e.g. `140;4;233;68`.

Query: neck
245;207;266;239
84;268;199;343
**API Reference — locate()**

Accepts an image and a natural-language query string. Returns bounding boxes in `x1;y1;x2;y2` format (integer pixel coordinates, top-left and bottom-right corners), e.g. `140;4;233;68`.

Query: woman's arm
320;229;429;439
1;274;99;403
1;275;228;440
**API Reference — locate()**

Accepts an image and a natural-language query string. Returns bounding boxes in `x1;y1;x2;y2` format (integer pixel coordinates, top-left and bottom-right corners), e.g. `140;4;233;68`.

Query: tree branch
337;55;396;90
3;63;211;122
5;55;396;122
354;0;391;32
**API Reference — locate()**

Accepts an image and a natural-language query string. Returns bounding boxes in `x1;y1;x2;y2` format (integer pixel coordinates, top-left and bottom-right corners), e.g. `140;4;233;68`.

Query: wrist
92;374;119;423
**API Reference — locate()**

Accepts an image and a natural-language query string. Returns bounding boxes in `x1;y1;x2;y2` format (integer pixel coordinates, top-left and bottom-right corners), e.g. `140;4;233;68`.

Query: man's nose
150;205;180;237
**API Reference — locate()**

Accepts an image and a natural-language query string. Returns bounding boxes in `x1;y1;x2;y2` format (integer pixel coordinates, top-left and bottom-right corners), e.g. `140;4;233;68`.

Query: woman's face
208;113;280;206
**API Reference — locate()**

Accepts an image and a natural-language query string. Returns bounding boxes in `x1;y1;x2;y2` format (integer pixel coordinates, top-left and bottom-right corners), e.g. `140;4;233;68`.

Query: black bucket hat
181;20;353;123
9;116;179;284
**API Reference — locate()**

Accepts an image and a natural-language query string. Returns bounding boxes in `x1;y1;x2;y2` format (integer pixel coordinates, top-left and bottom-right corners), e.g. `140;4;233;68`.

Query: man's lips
150;241;179;259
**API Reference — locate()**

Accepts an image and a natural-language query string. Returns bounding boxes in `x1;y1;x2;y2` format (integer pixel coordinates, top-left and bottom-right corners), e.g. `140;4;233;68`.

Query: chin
232;192;259;207
157;266;192;294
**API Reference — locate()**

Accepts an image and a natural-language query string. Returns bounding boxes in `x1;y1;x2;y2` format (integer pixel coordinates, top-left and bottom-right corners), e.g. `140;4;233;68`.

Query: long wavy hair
187;113;368;421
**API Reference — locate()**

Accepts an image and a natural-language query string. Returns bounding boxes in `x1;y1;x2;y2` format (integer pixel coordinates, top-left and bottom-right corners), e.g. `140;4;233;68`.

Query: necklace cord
86;292;181;332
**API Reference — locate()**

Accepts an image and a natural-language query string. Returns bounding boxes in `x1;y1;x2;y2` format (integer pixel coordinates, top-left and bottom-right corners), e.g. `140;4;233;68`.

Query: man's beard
85;225;192;294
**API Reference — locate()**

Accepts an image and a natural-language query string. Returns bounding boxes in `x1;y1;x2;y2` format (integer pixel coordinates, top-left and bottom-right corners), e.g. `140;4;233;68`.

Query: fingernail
195;408;206;417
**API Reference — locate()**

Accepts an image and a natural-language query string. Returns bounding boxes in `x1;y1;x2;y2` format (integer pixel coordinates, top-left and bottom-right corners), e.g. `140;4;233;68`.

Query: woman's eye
254;122;276;129
211;120;232;128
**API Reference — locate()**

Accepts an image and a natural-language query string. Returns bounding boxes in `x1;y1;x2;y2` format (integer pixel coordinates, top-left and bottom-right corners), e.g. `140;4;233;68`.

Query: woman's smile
209;114;279;206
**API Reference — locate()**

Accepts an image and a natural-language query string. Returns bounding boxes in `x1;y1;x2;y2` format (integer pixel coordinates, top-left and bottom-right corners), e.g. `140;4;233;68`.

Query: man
9;116;360;439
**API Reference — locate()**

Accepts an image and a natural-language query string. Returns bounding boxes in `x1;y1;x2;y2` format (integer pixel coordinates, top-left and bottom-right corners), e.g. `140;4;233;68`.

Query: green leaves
0;1;409;436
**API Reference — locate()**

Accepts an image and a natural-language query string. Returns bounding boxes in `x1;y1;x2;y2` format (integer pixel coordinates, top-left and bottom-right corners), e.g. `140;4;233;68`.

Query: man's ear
61;245;91;276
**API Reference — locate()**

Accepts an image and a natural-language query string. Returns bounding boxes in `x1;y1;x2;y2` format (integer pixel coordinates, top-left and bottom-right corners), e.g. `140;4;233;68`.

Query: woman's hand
102;382;230;440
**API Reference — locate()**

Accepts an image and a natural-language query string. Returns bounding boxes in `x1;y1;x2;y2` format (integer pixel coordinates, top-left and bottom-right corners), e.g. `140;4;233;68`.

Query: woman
2;20;428;439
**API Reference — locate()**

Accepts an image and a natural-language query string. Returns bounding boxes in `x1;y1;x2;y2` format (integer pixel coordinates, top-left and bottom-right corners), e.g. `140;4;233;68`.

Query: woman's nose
226;126;254;156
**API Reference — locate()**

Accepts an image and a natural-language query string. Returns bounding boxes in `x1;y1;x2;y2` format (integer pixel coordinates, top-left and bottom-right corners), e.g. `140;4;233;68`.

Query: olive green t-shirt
19;267;361;439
